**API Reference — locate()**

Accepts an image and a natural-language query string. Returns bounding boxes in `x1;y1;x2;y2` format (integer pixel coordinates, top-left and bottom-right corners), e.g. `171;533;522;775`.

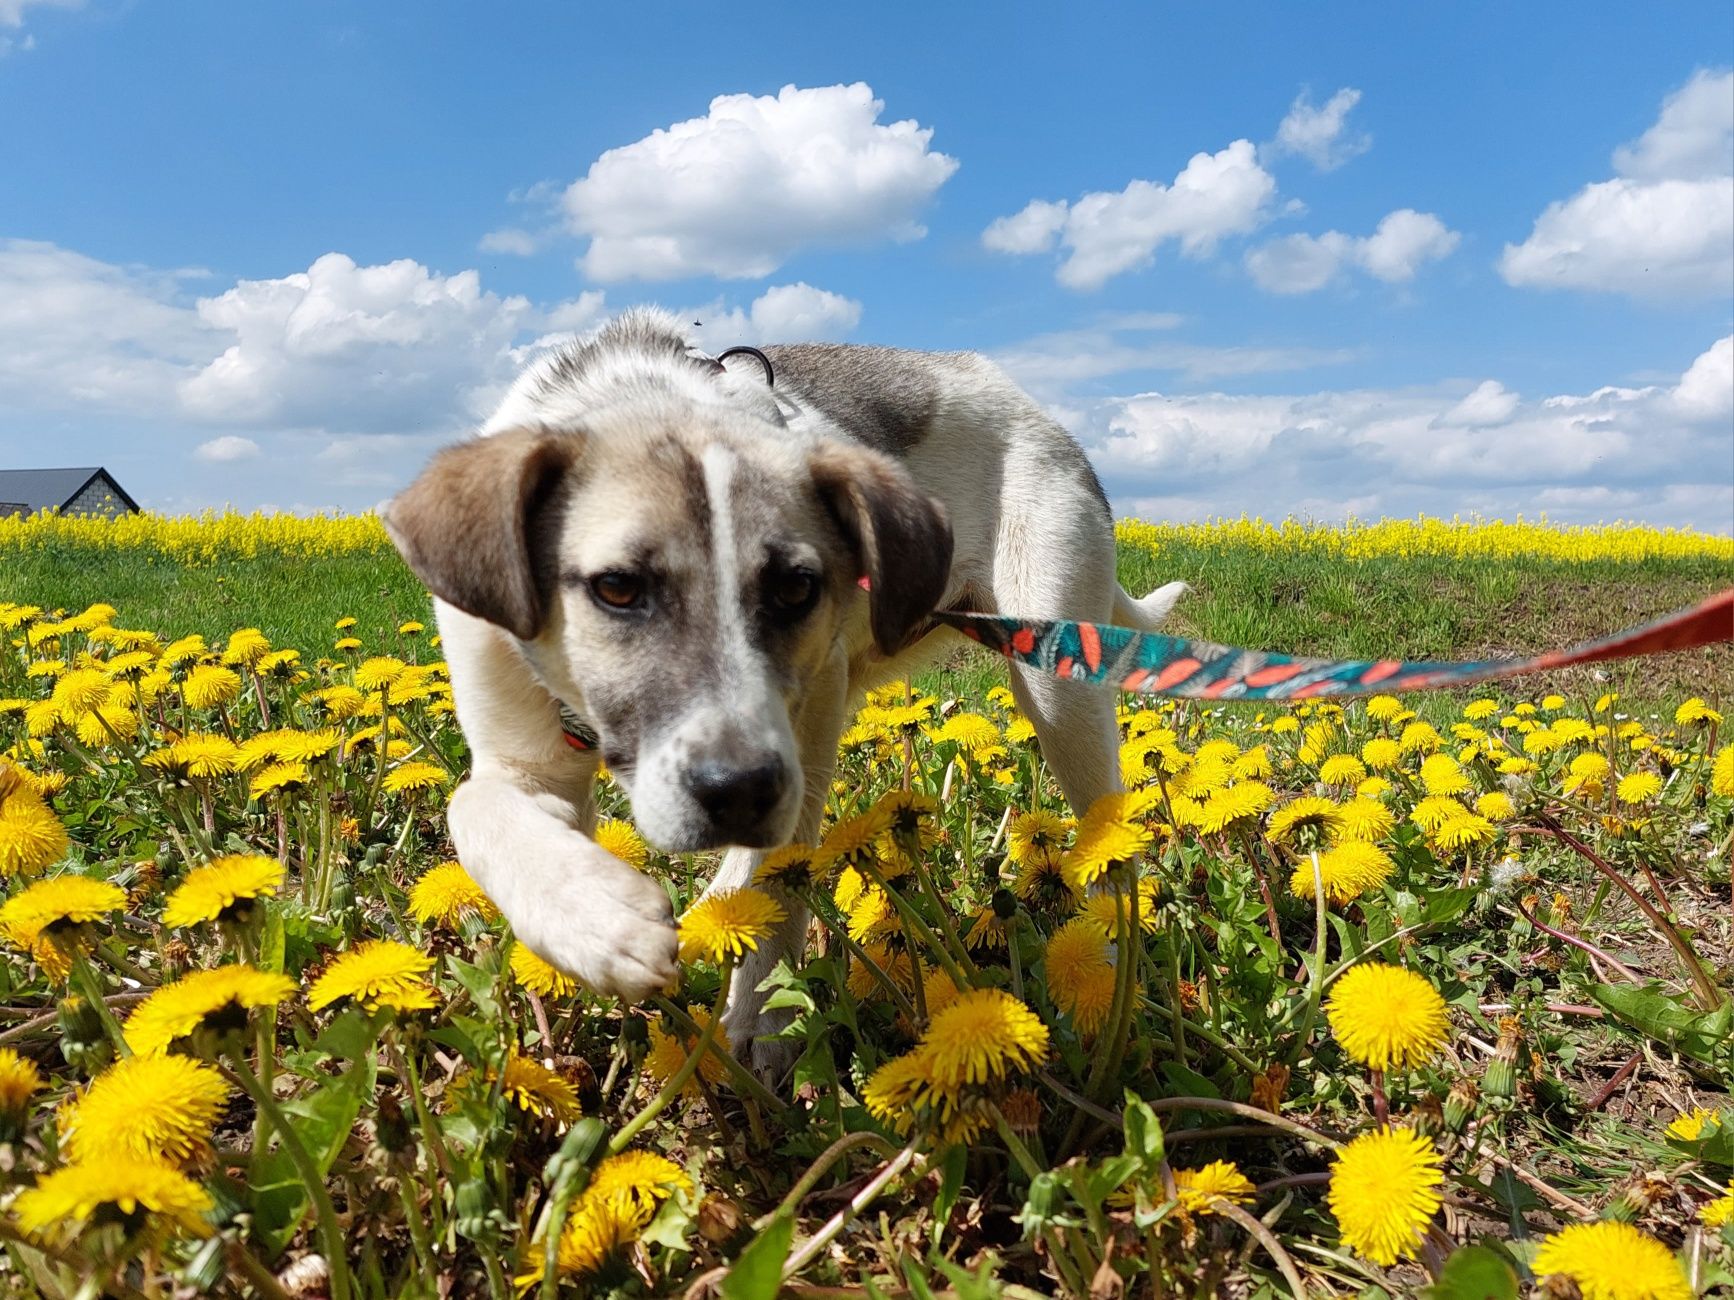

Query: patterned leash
934;588;1734;702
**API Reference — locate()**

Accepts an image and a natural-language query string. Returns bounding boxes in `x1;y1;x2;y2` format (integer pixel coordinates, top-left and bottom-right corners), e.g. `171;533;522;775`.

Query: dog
383;309;1185;1075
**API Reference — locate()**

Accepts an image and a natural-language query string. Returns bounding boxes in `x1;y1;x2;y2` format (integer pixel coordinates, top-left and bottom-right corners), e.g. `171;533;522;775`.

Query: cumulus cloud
1246;209;1460;293
178;253;538;432
687;283;863;350
478;228;543;256
559;83;958;281
1268;88;1370;171
1500;69;1733;300
0;239;219;409
983;140;1276;290
1081;335;1734;531
193;435;261;462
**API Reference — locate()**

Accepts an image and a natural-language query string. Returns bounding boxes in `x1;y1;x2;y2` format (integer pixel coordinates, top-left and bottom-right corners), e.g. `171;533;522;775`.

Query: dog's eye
767;568;818;615
590;571;646;611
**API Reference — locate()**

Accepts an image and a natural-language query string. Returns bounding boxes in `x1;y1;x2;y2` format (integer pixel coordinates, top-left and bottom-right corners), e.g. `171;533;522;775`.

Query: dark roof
0;467;140;514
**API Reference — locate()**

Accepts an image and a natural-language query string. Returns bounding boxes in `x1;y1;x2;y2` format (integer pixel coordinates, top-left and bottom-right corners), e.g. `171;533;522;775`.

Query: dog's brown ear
382;429;576;641
811;441;953;656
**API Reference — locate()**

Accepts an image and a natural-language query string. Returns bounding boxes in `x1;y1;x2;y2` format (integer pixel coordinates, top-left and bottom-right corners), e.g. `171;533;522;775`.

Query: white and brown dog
384;309;1183;1073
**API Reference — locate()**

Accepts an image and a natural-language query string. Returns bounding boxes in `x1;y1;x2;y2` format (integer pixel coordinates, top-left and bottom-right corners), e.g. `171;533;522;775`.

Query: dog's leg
437;601;679;1001
995;513;1126;817
706;649;850;1083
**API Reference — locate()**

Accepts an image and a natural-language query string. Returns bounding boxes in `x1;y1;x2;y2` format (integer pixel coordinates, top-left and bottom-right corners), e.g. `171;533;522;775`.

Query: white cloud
0;239;218;410
1500;70;1734;300
1246;209;1460;294
1672;334;1733;420
478;228;542;256
981;200;1069;255
1081;335;1734;532
995;320;1354;390
687;282;862;350
560;83;958;281
1269;87;1370;171
0;0;77;28
178;252;534;431
193;435;261;462
984;140;1276;290
1612;69;1734;181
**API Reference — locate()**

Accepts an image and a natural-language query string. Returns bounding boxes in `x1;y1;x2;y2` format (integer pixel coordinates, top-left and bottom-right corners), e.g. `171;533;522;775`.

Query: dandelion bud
373;1092;413;1156
455;1175;506;1245
1409;1093;1445;1138
991;887;1018;919
1484;1019;1526;1099
1444;1077;1479;1133
56;994;111;1075
1604;1172;1672;1223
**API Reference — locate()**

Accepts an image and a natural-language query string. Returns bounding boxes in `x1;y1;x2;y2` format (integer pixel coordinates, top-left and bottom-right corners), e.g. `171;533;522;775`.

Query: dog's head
384;393;951;853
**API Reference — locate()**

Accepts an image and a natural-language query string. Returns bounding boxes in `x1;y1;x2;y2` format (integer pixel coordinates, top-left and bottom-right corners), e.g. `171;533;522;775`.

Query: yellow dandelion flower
677;888;786;966
1008;810;1068;868
182;664;242;709
1318;754;1367;787
12;1155;213;1238
313;685;367;719
1173;1160;1256;1215
519;1150;691;1284
334;636;363;651
919;989;1048;1089
408;862;498;928
1665;1106;1721;1142
644;1007;730;1096
381;760;448;794
1430;810;1497;850
753;842;820;891
1523;727;1565;755
1332;796;1395;842
1398;721;1442;754
397;620;425;635
452;1050;581;1123
510;943;577;999
1700;1186;1734;1230
1233;745;1273;779
816;805;895;872
846;884;896;945
1419;753;1471;796
272;729;339;764
833;864;867;914
1194;781;1274;835
1267;796;1342;845
61;1054;228;1163
1325;963;1449;1071
0;875;127;977
1365;695;1407;723
0;1047;43;1135
162;854;284;928
932;711;1002;754
353;655;406;689
221;628;271;666
1269;715;1300;734
1289;841;1395;906
125;965;296;1055
1462;699;1499;720
308;940;437;1013
1326;1127;1443;1266
1043;917;1119;1037
0;766;70;878
1617;771;1663;804
249;760;308;798
594;819;649;868
1711;748;1734;797
50;668;110;716
1531;1221;1692;1300
1076;878;1162;935
1474;791;1516;821
862;1048;934;1133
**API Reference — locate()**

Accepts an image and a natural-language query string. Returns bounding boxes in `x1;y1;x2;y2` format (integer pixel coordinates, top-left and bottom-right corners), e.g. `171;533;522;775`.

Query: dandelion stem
754;1130;901;1229
1286;849;1330;1067
613;969;731;1154
861;860;971;997
227;1055;354;1300
1215;1200;1309;1300
991;1107;1047;1182
652;996;790;1118
69;953;130;1058
780;1143;919;1282
798;888;918;1023
387;1035;455;1183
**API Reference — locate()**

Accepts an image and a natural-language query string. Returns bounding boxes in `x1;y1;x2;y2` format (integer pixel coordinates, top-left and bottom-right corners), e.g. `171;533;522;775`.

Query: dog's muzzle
680;753;789;845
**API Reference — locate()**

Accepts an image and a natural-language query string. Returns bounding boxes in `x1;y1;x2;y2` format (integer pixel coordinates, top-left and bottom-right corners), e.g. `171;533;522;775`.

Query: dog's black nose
682;755;786;839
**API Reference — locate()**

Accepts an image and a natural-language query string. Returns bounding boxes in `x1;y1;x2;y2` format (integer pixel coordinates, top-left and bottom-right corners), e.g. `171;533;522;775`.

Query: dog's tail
1112;580;1189;631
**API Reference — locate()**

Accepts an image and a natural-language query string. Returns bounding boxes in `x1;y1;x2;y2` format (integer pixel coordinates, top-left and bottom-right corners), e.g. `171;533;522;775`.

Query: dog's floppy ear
382;429;576;641
811;441;953;656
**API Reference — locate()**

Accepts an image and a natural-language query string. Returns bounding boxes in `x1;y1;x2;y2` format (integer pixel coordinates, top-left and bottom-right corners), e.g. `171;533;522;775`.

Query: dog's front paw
720;999;798;1088
519;861;678;1004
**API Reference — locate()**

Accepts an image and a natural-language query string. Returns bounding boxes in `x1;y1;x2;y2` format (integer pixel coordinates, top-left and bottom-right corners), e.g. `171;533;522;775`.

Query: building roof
0;467;139;514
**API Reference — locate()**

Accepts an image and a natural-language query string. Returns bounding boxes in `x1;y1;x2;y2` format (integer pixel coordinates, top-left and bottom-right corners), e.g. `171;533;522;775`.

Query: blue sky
2;1;1730;529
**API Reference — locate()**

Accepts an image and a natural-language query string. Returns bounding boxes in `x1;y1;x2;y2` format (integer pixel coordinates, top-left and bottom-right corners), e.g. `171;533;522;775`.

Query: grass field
0;511;1730;1299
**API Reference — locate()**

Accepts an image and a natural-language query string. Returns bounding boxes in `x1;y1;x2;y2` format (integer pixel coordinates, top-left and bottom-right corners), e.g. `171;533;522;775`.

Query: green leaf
259;906;286;974
1121;1092;1165;1175
932;1144;968;1244
1422;1244;1518;1300
1159;1061;1221;1099
1420;887;1477;928
1665;1109;1734;1167
249;1066;373;1256
445;952;502;1020
720;1210;793;1300
1589;983;1732;1063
